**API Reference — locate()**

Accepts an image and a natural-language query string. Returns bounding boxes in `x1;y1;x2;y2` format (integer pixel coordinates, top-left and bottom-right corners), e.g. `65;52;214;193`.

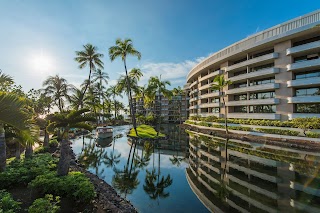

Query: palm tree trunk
0;124;6;172
222;96;228;135
114;97;117;120
57;128;70;176
123;59;138;136
157;89;161;137
15;142;21;159
44;129;49;148
25;144;33;158
82;63;93;100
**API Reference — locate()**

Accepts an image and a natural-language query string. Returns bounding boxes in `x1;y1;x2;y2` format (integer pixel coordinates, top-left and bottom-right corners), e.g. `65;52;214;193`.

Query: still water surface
71;125;320;213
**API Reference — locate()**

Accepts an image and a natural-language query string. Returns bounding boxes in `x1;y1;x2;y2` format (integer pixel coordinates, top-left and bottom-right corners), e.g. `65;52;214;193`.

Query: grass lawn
128;124;165;139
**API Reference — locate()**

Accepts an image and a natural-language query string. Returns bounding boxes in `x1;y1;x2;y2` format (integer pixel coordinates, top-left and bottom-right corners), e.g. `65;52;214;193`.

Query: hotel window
294;53;320;63
296;88;320;96
211;98;220;103
295;70;320;79
249;77;274;86
234;82;247;88
234;106;247;113
233;69;247;77
296;103;320;113
234;94;247;101
212;107;220;113
249;91;275;99
250;63;274;72
293;36;320;47
249;105;276;113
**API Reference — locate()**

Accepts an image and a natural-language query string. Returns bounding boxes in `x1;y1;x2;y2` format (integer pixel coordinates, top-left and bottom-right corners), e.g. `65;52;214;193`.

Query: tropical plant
172;86;185;124
43;75;72;112
211;74;232;134
106;85;123;120
75;44;104;97
47;109;95;176
109;38;141;135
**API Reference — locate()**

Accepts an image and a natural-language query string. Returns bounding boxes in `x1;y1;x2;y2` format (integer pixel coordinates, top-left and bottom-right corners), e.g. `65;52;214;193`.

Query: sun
31;52;53;73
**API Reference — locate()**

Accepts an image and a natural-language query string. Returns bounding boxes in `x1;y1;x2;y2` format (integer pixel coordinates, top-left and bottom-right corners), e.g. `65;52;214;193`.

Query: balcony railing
226;83;280;95
199;102;221;108
199;70;223;82
287;41;320;55
228;68;279;82
287;76;320;87
226;53;279;72
226;98;279;106
287;58;320;71
288;96;320;103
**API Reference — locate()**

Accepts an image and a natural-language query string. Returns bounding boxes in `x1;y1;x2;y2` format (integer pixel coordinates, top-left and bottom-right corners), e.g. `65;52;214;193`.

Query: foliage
198;121;212;127
255;128;300;136
49;138;59;148
29;171;95;203
128;124;165;139
28;194;60;213
0;190;21;213
0;154;58;188
306;132;320;138
34;146;50;154
291;117;320;135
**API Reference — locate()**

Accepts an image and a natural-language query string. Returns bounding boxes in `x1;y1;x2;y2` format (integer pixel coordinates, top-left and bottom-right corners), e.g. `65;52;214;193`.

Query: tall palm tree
92;68;109;108
106;85;122;120
47;109;95;176
68;87;87;110
109;38;141;135
43;75;72;112
0;70;14;91
0;92;29;171
75;44;104;97
147;76;172;136
211;74;232;134
172;86;185;124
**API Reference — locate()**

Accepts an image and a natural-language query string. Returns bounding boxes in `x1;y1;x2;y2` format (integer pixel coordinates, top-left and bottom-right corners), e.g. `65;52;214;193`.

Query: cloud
137;56;205;87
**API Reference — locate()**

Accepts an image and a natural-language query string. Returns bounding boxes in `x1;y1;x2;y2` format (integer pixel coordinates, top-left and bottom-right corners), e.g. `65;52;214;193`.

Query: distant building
133;90;189;123
187;10;320;121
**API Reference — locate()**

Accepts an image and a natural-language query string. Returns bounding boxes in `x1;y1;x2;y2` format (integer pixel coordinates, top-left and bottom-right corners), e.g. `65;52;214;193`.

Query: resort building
187;10;320;121
133;91;189;123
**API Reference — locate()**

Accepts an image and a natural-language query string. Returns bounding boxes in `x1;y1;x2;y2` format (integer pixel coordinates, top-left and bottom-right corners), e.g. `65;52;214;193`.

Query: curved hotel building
187;10;320;121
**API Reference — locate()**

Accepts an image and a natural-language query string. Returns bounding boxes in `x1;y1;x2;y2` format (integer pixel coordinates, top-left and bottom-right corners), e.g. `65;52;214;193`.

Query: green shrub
198;121;211;127
185;120;196;125
306;132;320;138
49;139;59;148
204;116;218;122
28;194;60;213
0;154;58;188
212;124;224;128
0;190;21;213
292;117;320;135
29;171;95;203
34;146;50;154
256;128;300;136
229;126;252;131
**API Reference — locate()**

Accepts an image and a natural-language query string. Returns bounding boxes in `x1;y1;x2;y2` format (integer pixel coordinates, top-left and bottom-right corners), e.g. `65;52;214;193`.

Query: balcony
287;58;320;71
199;70;223;82
190;89;198;95
287;41;320;55
189;97;198;102
288;113;320;120
226;83;280;95
198;112;222;118
288;96;320;104
287;77;320;87
199;83;211;91
228;113;280;120
228;68;279;82
226;53;279;72
200;91;222;99
199;102;221;108
226;98;279;106
189;105;198;110
189;81;198;88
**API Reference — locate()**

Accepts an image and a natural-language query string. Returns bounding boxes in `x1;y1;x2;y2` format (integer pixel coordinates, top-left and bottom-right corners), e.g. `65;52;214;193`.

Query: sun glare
31;52;54;73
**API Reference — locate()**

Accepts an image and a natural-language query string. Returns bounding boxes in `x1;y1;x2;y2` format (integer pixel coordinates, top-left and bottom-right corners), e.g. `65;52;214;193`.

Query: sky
1;0;320;96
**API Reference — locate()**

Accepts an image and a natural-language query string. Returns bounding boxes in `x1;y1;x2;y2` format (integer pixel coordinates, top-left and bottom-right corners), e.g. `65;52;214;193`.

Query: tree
109;38;141;135
147;76;172;136
0;92;29;171
68;86;87;110
43;75;72;112
75;44;104;97
172;86;185;124
47;109;95;176
211;74;232;134
106;85;123;120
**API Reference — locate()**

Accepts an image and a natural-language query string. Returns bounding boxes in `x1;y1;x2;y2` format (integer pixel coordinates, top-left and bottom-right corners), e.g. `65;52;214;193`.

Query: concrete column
274;40;294;121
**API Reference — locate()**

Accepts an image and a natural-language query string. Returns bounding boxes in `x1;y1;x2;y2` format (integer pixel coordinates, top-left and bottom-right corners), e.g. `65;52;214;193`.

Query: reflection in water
186;131;320;213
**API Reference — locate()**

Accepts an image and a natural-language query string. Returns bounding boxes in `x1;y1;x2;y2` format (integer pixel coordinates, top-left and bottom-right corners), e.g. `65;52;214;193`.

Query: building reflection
186;132;320;213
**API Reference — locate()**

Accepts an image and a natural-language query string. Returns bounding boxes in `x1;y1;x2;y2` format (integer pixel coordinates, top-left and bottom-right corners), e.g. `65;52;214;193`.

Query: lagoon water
71;125;320;213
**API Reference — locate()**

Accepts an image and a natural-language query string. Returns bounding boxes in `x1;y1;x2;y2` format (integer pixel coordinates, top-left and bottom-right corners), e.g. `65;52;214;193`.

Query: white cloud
137;56;205;87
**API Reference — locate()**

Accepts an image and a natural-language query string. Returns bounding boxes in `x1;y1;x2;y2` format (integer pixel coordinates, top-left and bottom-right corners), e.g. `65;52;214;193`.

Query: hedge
255;128;300;136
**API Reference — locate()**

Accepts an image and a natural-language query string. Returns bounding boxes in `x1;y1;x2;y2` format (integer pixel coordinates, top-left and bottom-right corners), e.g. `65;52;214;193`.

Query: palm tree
47;109;95;176
211;74;232;134
147;76;172;136
109;38;141;135
43;75;72;112
75;44;104;97
172;86;185;124
92;69;109;123
68;87;87;110
0;92;29;171
106;85;122;120
0;70;14;91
